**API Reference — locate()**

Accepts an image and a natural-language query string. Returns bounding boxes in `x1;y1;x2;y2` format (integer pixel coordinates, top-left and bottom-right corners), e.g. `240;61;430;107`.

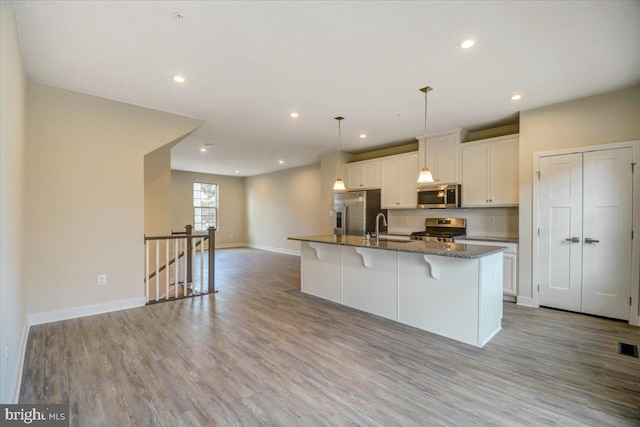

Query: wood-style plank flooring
20;248;640;426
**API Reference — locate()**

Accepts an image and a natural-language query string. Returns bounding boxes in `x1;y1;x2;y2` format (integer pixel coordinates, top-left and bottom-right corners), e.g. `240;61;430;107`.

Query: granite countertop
455;235;519;243
288;235;506;259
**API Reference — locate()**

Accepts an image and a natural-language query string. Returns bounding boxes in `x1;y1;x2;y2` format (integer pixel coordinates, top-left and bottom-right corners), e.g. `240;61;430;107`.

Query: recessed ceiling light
235;170;240;174
173;75;185;83
359;134;367;139
459;39;475;49
290;112;299;118
511;94;522;100
278;160;284;164
200;147;207;152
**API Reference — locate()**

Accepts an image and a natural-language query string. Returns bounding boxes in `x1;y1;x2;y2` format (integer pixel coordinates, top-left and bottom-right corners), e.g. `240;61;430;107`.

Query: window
193;182;218;231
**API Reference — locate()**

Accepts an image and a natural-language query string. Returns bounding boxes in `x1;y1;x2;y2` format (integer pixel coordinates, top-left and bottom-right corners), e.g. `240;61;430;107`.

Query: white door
582;148;632;320
539;153;583;312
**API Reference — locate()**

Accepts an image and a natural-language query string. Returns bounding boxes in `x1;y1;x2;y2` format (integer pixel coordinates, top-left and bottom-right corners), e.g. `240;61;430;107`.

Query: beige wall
144;145;173;236
0;0;27;403
246;164;322;254
24;83;203;316
171;170;246;246
518;85;640;305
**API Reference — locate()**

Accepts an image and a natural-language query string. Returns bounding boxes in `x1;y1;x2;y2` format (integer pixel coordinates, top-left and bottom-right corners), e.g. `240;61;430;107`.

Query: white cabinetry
381;153;419;209
346;159;381;190
417;129;467;184
455;239;518;298
462;135;519;207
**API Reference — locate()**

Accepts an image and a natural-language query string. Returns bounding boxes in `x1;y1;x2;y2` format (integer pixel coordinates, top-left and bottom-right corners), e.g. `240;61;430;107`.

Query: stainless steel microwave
417;184;461;209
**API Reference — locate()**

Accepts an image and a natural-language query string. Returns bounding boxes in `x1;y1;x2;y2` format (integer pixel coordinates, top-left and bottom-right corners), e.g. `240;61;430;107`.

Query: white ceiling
14;1;640;176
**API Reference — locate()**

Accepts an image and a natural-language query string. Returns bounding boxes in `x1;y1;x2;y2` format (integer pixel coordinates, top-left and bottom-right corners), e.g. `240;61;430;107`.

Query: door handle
565;237;579;243
584;237;600;244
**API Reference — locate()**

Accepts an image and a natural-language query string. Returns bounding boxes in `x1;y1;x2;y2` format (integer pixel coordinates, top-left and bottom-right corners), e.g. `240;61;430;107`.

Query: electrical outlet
4;341;9;363
97;274;107;285
329;210;334;217
230;233;234;238
489;217;495;224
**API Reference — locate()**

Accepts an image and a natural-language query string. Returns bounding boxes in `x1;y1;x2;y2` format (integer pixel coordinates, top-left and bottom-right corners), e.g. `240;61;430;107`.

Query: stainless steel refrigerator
333;189;387;236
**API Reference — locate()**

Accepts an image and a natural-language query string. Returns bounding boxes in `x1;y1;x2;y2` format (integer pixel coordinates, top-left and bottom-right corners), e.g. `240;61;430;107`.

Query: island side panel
342;246;399;320
397;253;480;347
478;252;503;347
300;242;342;303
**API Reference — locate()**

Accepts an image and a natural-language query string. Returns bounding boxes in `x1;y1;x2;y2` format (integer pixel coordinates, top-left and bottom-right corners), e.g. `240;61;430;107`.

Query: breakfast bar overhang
289;235;506;347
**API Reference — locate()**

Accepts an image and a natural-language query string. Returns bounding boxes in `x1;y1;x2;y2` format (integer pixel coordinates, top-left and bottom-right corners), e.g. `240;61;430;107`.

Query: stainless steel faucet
375;213;387;245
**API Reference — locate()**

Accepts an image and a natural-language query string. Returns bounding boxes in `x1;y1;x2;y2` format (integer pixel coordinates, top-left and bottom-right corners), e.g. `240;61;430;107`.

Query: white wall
0;0;27;403
24;83;203;316
246;164;322;254
518;85;640;305
171;170;246;247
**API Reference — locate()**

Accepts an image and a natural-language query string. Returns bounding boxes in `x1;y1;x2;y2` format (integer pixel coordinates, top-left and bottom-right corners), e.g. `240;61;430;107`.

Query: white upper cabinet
417;129;467;185
462;134;519;207
381;153;419;209
346;159;381;190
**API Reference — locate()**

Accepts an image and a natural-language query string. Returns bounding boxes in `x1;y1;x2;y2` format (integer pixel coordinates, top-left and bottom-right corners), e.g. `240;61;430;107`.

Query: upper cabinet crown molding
416;129;468;185
462;134;519;207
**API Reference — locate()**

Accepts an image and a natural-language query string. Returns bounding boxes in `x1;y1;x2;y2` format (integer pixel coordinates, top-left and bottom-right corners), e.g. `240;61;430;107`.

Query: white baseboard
246;244;300;257
516;296;536;308
215;243;246;249
9;318;30;403
29;296;147;326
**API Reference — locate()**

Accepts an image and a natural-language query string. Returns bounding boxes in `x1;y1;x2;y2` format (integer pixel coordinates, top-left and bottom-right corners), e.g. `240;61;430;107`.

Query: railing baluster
191;236;196;294
200;236;205;293
182;237;187;298
174;238;179;299
155;240;160;302
145;240;149;303
165;239;170;301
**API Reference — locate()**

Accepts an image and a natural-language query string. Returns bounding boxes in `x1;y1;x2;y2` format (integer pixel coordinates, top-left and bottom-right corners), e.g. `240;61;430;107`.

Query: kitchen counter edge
288;235;505;259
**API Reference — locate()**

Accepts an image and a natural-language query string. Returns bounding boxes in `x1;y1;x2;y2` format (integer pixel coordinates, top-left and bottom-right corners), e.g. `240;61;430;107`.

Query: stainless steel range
409;218;466;243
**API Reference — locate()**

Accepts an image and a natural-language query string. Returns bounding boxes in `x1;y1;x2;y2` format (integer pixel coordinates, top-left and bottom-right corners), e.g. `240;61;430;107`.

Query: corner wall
24;83;203;317
0;0;27;403
171;170;246;246
518;85;640;305
245;164;322;254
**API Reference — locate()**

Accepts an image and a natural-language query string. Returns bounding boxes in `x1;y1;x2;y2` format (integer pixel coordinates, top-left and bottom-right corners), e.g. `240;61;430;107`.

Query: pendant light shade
333;116;346;192
417;86;435;184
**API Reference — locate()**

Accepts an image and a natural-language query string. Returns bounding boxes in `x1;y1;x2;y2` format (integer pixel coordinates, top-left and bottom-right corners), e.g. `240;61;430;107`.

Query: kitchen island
288;235;506;347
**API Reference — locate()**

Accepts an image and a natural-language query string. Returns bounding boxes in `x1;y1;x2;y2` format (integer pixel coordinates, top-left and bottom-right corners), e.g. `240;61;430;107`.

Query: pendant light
417;86;435;184
333;116;347;191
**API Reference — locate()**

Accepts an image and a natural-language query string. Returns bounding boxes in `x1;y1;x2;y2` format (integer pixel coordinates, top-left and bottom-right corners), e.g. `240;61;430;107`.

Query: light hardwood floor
20;248;640;426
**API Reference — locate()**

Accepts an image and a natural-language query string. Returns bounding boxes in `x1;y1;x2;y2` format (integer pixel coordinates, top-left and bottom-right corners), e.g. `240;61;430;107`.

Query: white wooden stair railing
144;225;217;304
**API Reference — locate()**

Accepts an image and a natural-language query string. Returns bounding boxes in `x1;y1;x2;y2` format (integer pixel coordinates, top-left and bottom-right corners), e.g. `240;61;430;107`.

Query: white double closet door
539;147;632;320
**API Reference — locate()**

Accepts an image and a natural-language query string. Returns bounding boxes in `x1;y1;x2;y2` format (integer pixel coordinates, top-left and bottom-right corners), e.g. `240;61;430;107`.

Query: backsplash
388;207;519;238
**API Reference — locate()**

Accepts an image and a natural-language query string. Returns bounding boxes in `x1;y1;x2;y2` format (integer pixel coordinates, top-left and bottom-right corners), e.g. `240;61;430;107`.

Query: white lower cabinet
455;239;518;298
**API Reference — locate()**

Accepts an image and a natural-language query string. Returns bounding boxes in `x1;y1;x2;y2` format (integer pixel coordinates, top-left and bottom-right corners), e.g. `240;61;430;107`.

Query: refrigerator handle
343;204;348;235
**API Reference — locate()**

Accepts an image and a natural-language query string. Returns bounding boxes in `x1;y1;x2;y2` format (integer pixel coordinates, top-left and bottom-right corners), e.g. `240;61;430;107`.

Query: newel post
208;226;216;293
185;224;193;284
